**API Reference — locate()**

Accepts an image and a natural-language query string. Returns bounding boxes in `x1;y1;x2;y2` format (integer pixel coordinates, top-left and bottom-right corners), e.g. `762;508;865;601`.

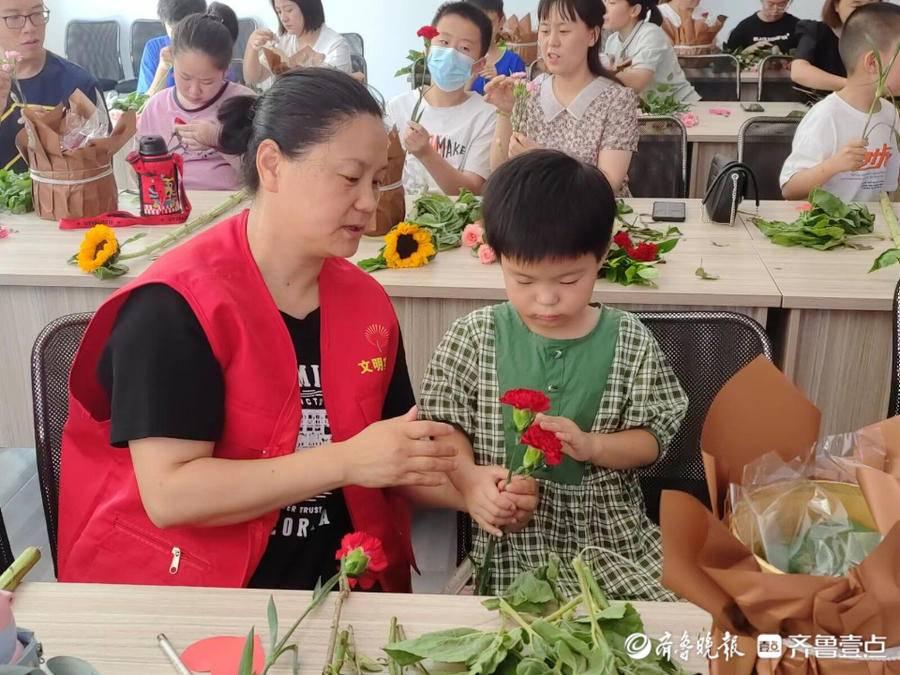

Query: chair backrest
890;279;900;418
351;53;368;82
456;310;773;562
228;58;245;85
342;32;365;57
30;313;93;575
0;508;13;572
65;20;124;83
678;54;741;101
738;116;801;201
130;19;165;78
234;18;258;59
757;55;805;103
629;115;688;199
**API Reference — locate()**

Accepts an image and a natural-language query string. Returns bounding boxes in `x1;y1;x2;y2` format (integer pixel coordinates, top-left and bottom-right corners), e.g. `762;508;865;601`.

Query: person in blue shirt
0;0;101;171
465;0;527;95
137;0;207;95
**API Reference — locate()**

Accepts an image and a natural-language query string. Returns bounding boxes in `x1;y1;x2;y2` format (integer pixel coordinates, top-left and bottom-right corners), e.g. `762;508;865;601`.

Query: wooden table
738;202;900;435
683;101;806;197
0;195;781;448
11;582;714;674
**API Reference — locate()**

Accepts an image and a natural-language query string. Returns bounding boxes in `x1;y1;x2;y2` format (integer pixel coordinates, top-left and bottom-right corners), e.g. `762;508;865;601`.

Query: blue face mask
426;46;475;92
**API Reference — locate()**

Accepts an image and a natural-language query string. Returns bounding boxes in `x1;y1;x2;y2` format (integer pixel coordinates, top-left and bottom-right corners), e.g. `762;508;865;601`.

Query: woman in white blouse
603;0;700;103
243;0;352;89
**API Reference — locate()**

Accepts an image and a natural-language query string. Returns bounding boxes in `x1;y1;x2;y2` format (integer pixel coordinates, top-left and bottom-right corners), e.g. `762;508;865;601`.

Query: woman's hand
249;28;276;52
341;406;458;489
498;475;539;533
174;121;221;150
403;121;432;158
484;75;516;114
157;46;174;71
536;413;595;463
508;132;541;158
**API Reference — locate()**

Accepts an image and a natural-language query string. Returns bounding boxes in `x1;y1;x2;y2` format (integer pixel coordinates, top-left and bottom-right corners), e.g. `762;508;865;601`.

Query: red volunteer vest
57;210;413;591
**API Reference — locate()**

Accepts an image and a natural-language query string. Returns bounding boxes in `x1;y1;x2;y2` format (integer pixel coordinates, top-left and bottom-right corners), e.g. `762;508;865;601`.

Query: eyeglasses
1;9;50;30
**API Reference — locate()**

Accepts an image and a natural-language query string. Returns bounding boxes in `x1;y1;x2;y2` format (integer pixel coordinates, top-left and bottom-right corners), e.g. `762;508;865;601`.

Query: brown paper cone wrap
15;89;136;221
262;47;289;75
662;356;900;674
504;14;539;68
368;126;406;237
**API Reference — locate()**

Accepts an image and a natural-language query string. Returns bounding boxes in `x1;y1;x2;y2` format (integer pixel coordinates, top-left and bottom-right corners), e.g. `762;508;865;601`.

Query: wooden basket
729;480;876;574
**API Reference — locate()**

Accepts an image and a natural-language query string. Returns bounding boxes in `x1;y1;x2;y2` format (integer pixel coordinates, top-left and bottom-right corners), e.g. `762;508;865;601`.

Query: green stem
572;555;608;651
323;576;351;670
118;189;248;261
542;597;583;624
328;628;349;675
397;625;430;675
387;617;401;675
881;192;900;248
475;466;515;595
498;598;537;638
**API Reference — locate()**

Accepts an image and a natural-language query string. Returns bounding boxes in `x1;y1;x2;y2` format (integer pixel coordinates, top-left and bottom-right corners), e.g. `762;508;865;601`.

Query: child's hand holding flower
535;413;595;463
497;475;539;532
459;464;520;537
484;75;517;114
403;121;432;158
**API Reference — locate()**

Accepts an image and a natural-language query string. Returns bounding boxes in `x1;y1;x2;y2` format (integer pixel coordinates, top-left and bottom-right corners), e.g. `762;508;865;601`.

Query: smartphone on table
741;103;765;113
651;202;686;222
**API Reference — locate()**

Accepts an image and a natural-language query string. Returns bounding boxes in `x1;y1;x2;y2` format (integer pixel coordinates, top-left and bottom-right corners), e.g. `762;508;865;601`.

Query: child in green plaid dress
420;149;688;600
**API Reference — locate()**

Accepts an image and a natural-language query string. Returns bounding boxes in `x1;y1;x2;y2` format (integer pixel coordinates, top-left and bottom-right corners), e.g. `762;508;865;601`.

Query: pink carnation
709;107;732;117
0;226;9;239
477;244;497;264
678;112;699;128
0;64;11;73
462;222;484;248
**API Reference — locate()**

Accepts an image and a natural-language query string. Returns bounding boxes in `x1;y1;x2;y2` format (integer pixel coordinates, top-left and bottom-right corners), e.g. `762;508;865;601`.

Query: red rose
613;231;633;249
499;389;551;413
417;25;440;41
335;532;388;589
520;425;563;466
628;242;659;262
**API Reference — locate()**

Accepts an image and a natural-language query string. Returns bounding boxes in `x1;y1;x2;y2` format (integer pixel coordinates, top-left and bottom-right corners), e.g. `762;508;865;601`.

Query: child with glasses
0;0;101;172
724;0;800;53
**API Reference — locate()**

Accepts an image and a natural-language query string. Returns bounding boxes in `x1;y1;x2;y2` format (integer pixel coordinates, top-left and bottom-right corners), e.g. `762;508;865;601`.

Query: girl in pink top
137;6;256;191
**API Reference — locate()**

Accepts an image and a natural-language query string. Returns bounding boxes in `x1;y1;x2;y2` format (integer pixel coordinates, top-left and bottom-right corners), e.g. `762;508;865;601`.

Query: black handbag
702;157;760;225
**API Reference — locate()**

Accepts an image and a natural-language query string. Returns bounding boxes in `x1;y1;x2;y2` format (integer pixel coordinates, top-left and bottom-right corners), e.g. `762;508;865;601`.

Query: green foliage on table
409;189;482;251
0;169;33;214
111;91;149;113
785;519;882;576
870;193;900;272
726;43;783;70
639;84;690;116
384;553;686;675
752;188;876;250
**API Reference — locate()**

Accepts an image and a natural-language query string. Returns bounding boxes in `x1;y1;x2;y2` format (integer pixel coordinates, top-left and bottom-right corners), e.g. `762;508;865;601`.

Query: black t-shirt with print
724;13;800;52
97;283;416;590
794;19;846;102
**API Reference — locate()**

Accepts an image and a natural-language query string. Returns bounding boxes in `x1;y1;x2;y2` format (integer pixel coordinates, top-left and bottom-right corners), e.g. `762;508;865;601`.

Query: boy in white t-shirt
386;2;497;195
780;3;900;203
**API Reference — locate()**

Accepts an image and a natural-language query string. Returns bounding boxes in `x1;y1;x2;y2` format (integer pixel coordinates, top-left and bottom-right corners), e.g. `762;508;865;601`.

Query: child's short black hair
465;0;504;18
432;2;493;59
158;0;206;26
482;150;615;263
839;3;900;74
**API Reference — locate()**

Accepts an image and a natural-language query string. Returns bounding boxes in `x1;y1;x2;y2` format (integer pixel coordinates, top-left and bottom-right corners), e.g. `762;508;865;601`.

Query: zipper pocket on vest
113;518;211;576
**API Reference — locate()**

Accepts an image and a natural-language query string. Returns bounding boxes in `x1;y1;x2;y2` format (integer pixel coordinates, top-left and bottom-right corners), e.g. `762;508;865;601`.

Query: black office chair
64;20;124;92
228;58;245;85
351;54;368;83
738;116;801;200
234;18;258;59
678;53;741;101
629;116;688;199
455;311;774;564
116;19;166;93
889;279;900;418
0;508;14;572
757;55;806;103
30;313;93;575
342;32;365;57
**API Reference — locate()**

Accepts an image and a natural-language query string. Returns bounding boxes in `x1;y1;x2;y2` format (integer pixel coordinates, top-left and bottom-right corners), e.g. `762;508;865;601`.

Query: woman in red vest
57;69;538;591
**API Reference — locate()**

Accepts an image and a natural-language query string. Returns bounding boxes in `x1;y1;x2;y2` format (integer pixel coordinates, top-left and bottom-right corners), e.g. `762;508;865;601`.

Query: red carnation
417;25;440;41
613;231;633;250
628;242;659;262
499;389;551;413
335;532;388;589
520;425;563;466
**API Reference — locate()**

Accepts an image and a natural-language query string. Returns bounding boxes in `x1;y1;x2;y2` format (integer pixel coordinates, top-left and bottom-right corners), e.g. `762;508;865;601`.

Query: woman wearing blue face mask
385;2;497;196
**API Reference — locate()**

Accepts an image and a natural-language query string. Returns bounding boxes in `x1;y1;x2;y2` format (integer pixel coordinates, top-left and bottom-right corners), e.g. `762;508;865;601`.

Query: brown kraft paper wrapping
503;14;539;67
660;356;900;674
16;89;136;221
368;126;406;237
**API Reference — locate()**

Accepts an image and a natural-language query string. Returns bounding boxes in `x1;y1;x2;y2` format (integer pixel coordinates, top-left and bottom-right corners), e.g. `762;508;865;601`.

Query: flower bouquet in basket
660;357;900;673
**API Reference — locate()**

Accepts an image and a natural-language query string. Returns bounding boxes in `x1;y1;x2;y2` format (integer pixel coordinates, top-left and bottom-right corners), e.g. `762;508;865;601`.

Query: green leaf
656;238;679;254
384;628;497;666
516;658;552;675
358;256;388;272
637;266;660;280
468;629;524;675
267;595;278;656
92;262;129;279
869;247;900;272
238;627;256;675
695;266;719;281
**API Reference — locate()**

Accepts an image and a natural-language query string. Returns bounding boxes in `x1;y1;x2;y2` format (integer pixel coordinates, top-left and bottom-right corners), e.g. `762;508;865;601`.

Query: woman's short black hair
218;69;383;193
465;0;505;18
171;9;235;71
157;0;206;26
272;0;325;35
537;0;619;79
482;150;616;263
432;2;494;58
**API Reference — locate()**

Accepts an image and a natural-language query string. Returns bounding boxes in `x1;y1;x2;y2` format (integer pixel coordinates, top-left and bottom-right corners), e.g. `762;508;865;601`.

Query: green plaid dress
419;304;688;601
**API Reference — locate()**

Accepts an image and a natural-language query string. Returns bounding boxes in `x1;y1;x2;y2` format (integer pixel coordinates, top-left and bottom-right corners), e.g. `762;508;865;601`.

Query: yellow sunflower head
77;224;119;274
383;222;436;269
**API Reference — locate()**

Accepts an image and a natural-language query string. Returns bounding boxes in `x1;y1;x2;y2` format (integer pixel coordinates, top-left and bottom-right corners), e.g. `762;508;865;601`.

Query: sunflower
76;224;119;273
383;222;436;269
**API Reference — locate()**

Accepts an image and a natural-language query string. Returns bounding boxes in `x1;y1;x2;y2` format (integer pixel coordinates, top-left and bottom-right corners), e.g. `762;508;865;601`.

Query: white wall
44;0;886;101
